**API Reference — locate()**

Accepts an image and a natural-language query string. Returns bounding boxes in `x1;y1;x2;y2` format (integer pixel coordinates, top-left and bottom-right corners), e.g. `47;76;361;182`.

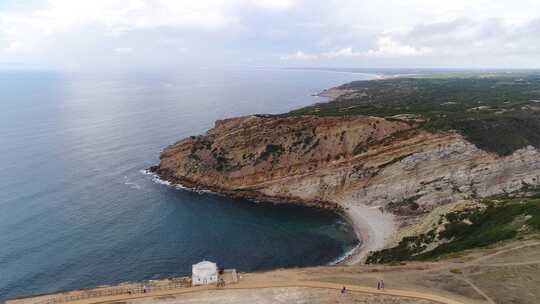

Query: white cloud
0;1;224;57
367;36;432;57
2;41;26;55
280;50;318;60
251;0;297;11
281;41;430;61
114;47;134;54
2;0;540;68
322;47;362;58
0;0;301;61
3;0;237;34
0;0;293;56
330;0;540;34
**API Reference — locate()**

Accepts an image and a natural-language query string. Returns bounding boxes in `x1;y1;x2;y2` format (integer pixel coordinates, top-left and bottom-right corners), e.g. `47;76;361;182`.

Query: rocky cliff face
153;114;540;226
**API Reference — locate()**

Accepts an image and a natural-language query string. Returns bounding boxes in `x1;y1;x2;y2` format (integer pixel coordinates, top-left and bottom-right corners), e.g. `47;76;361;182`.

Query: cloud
0;1;230;58
280;50;318;60
251;0;297;11
322;47;363;58
1;41;27;55
2;0;540;69
1;0;237;36
281;41;430;61
366;36;432;57
0;0;299;56
114;47;134;54
393;17;540;59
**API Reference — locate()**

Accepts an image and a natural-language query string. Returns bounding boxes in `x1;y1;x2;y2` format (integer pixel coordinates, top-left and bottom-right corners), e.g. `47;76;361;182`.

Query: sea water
0;68;370;299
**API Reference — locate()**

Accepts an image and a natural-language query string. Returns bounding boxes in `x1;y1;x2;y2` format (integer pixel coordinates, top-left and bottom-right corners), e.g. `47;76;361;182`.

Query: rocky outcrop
153;115;413;207
152;114;540;251
154;114;540;211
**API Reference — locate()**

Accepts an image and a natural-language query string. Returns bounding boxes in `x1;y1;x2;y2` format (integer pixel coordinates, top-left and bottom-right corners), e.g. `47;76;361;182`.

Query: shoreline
143;169;395;265
338;202;396;264
143;73;397;266
315;73;385;100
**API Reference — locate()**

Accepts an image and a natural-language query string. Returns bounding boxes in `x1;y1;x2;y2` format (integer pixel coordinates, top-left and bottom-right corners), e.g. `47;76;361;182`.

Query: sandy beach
339;201;397;265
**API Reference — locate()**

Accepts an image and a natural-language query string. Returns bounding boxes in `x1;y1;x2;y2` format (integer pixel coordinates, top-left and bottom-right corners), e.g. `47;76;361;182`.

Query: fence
36;278;191;304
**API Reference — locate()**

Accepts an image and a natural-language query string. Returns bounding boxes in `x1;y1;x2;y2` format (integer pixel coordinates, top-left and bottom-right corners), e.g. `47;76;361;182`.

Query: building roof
192;260;217;276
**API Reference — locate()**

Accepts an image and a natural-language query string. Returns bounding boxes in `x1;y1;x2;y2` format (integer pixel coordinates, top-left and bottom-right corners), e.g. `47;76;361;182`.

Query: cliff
152;114;540;252
153;115;413;208
151;76;540;261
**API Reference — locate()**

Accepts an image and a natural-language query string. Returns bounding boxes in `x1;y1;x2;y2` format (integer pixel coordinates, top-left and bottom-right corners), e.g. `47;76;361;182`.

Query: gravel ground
126;287;438;304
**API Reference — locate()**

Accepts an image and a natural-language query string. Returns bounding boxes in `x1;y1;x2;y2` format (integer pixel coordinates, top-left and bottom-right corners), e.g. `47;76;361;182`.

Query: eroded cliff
153;114;540;222
152;75;540;260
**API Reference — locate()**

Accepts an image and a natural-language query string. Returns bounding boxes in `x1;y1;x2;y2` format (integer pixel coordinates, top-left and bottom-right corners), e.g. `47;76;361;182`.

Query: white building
192;260;218;286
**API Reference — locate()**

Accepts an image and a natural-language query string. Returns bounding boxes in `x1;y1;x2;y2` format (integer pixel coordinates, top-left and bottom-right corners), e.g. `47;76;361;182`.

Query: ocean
0;68;370;299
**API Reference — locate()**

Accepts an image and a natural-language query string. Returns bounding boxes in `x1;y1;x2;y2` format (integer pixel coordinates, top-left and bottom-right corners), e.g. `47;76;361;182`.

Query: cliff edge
151;75;540;263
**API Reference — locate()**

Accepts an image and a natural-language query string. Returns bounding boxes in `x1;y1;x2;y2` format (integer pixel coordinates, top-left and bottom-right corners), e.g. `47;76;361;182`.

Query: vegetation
385;194;424;214
366;197;540;264
279;73;540;155
449;268;462;274
258;144;284;162
211;147;236;172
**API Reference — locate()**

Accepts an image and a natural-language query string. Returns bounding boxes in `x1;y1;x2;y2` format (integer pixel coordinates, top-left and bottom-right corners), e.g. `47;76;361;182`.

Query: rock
153;114;540;241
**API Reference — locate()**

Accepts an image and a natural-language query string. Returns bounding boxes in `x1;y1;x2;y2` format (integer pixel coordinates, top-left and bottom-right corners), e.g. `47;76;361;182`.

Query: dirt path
457;276;496;304
464;242;540;265
67;280;463;304
440;241;540;304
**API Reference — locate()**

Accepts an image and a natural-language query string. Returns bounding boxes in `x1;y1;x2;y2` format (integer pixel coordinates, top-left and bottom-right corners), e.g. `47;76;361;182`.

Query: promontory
151;73;540;264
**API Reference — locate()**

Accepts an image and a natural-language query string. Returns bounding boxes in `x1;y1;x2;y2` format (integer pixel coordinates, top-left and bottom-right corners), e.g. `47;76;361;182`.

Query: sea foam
140;169;215;195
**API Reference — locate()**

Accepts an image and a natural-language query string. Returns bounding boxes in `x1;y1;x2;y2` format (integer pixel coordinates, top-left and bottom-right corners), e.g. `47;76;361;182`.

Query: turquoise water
0;68;369;299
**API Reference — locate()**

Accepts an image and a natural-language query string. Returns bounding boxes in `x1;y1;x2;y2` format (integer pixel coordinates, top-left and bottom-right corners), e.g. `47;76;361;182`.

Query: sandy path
62;280;463;304
340;201;396;264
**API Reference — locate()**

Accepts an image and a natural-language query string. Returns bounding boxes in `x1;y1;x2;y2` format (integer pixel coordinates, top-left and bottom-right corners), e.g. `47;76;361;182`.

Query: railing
37;279;191;304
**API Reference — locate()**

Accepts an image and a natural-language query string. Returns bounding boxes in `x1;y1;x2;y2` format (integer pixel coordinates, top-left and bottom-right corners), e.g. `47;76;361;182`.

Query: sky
2;0;540;70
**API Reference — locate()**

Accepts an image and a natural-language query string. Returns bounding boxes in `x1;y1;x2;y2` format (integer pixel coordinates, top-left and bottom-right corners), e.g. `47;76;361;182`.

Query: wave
329;242;362;265
140;169;215;195
123;176;141;190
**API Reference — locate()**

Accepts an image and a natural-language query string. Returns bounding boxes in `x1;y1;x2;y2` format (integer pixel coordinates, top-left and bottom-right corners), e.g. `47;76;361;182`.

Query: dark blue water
0;68;369;300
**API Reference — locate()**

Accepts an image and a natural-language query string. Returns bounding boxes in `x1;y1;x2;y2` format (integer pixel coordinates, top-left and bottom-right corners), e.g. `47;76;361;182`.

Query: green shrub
258;144;284;162
367;198;540;263
278;75;540;156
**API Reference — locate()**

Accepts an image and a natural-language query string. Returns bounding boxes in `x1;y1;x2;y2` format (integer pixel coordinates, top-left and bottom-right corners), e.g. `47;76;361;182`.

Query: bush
280;76;540;156
367;198;540;263
258;144;284;161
